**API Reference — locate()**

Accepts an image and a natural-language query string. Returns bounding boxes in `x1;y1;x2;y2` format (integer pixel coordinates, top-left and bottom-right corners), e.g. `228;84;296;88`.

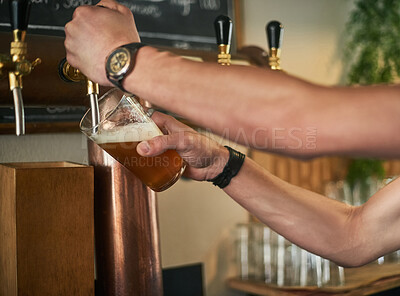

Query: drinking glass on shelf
260;227;300;286
236;222;266;280
300;249;322;287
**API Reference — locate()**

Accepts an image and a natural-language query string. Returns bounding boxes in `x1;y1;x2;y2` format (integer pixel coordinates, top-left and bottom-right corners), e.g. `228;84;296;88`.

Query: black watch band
108;74;128;93
106;42;147;93
208;146;246;189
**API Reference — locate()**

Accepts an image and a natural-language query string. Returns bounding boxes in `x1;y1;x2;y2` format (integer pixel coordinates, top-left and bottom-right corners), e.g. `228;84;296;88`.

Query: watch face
106;47;131;77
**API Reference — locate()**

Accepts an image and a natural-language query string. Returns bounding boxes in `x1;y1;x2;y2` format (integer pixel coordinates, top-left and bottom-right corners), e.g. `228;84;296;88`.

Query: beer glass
80;88;186;192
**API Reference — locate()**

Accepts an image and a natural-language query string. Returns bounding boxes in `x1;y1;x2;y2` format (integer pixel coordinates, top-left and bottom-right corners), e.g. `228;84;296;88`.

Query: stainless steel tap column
88;141;163;296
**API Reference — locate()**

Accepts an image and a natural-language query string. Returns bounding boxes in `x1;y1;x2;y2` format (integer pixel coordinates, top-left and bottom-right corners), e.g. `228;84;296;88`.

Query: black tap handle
9;0;32;31
266;21;283;49
214;15;232;45
58;58;72;83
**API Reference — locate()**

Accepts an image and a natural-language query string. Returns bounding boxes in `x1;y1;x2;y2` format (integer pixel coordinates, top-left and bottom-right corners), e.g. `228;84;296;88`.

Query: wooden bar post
0;162;94;296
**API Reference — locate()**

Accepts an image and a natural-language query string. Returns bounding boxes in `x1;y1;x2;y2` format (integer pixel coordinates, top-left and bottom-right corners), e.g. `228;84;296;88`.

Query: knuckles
72;5;90;19
119;5;132;16
64;22;70;35
180;131;196;150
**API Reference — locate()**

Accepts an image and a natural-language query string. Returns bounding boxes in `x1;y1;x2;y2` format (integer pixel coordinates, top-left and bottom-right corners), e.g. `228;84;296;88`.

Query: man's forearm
125;47;400;158
65;2;400;158
221;156;400;267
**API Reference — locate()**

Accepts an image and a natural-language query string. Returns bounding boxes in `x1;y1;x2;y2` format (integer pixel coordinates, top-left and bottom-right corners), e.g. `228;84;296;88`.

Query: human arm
64;0;400;159
142;112;400;267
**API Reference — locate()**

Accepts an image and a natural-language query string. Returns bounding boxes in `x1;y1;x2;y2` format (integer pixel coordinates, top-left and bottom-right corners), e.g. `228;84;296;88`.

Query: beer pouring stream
59;58;100;133
266;20;284;70
214;15;233;66
0;0;41;135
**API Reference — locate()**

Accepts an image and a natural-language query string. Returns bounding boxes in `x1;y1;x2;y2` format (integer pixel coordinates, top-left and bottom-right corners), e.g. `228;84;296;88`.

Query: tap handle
214;15;232;46
58;57;86;82
58;57;73;83
9;0;32;31
266;21;283;50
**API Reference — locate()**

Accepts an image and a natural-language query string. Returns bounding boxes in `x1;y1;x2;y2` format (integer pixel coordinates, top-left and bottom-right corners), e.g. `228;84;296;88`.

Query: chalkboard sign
0;0;237;51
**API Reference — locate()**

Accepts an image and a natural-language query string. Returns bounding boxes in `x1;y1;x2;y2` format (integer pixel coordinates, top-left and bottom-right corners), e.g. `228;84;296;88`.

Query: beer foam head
92;122;162;144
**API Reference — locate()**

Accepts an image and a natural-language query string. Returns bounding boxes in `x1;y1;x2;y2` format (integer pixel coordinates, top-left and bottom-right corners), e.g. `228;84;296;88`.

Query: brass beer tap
0;0;41;136
266;21;284;70
59;58;100;130
214;15;233;66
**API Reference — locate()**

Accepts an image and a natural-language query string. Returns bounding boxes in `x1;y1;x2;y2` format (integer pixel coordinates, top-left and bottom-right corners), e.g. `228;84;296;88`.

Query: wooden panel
251;151;400;195
0;162;94;296
0;165;17;296
251;150;349;194
384;160;400;178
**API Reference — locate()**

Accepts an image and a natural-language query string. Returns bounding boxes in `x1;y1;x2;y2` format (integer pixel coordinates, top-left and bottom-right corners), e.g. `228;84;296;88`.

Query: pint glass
80;88;186;192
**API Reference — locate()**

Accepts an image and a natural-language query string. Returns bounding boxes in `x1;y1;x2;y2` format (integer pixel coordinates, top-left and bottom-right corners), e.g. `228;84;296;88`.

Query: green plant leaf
343;0;400;189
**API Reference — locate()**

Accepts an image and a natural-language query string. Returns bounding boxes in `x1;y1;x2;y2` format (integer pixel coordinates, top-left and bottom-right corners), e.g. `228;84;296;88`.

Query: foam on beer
92;122;162;144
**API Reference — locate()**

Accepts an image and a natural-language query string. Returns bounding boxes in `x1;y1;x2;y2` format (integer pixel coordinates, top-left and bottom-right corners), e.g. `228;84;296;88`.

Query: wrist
207;146;246;189
205;146;230;180
122;46;159;94
105;43;148;93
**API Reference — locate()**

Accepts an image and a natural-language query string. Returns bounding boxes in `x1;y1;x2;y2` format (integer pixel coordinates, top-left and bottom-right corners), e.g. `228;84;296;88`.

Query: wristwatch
105;42;146;92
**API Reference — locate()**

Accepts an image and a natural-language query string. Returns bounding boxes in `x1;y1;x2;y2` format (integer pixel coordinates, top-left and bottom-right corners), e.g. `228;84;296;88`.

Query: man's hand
64;0;140;85
137;112;229;181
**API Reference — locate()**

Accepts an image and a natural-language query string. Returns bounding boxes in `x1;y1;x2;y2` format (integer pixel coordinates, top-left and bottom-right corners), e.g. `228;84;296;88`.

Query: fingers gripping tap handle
58;57;85;83
214;15;232;65
58;58;99;96
10;0;31;31
266;21;283;70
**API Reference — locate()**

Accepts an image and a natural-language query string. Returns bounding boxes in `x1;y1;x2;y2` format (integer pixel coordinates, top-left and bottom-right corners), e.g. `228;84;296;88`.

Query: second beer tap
0;0;41;136
266;21;284;70
214;15;233;66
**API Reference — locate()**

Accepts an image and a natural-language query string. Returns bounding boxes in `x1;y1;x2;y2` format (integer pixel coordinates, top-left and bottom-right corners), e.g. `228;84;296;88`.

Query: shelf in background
227;263;400;296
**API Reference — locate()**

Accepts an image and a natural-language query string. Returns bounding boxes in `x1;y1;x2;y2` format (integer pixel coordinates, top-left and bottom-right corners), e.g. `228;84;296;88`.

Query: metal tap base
88;140;163;296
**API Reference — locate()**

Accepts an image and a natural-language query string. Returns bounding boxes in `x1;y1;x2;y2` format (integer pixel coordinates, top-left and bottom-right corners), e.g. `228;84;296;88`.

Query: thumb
137;134;181;157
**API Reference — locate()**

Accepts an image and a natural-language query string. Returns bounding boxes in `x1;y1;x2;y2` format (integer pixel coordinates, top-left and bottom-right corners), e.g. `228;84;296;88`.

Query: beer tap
0;0;41;136
266;21;284;70
59;58;100;131
214;15;233;66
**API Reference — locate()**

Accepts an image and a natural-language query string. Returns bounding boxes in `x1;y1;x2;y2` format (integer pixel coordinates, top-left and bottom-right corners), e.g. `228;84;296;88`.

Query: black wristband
208;146;245;189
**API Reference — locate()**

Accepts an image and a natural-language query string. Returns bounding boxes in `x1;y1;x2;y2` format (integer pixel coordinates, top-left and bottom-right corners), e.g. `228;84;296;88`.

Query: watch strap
107;73;127;92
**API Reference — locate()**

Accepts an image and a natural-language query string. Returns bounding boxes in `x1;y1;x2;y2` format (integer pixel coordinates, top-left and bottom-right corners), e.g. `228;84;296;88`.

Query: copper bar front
88;140;163;296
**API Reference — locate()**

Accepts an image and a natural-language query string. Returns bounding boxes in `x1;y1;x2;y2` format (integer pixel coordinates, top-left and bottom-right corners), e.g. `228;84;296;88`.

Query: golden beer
98;141;184;192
